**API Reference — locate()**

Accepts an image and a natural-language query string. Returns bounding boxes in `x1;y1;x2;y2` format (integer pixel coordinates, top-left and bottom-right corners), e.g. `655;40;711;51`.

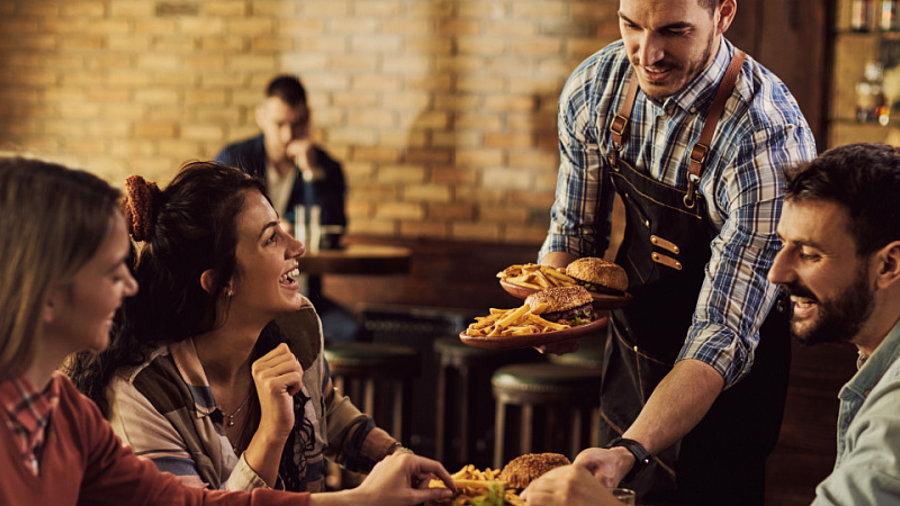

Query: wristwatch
605;437;651;482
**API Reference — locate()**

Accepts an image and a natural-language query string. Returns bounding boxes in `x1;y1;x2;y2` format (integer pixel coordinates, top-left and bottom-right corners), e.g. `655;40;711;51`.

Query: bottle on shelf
856;61;890;124
880;0;900;31
852;0;874;32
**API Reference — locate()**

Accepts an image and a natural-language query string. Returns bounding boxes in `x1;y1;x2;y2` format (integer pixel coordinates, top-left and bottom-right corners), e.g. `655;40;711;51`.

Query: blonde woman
0;157;453;505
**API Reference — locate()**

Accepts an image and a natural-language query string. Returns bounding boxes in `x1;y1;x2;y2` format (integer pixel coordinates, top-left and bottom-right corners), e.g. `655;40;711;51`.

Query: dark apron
599;52;790;506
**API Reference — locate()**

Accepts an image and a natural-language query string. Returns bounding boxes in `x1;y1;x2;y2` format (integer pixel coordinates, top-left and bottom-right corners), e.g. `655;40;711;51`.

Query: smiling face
618;0;732;100
229;190;305;321
47;212;138;355
767;200;876;346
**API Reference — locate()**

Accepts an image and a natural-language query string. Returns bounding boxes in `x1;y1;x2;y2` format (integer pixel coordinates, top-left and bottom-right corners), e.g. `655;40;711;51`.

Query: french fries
464;304;569;337
497;263;576;291
429;465;526;505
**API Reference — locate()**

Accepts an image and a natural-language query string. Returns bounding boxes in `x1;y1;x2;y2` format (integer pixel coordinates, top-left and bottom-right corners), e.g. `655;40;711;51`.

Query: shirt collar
168;339;219;417
664;37;734;114
840;318;900;402
0;373;61;474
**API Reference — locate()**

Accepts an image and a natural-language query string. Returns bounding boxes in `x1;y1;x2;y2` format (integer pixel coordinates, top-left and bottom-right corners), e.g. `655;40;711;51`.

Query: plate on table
499;280;633;309
459;315;609;350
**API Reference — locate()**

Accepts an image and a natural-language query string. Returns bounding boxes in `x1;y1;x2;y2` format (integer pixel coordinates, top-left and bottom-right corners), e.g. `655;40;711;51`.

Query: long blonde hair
0;158;121;380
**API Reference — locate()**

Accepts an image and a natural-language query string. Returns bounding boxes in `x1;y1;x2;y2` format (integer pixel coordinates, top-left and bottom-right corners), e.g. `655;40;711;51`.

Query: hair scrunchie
124;175;161;242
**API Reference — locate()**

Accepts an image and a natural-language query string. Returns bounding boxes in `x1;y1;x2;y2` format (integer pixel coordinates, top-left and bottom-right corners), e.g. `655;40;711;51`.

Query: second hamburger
565;257;629;296
525;285;596;326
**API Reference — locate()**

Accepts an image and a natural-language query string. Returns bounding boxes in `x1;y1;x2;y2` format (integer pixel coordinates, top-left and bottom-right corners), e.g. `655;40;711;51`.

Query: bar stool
324;342;419;442
547;332;607;368
433;338;539;470
491;363;602;469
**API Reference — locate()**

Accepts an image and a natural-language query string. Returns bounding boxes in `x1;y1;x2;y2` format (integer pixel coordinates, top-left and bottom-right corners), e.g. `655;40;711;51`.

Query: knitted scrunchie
123;175;161;242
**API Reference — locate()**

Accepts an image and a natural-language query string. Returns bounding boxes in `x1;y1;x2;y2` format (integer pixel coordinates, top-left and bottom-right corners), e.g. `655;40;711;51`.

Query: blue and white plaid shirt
539;38;817;388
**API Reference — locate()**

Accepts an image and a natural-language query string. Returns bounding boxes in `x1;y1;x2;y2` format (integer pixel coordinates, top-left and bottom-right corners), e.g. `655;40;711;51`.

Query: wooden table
298;244;412;299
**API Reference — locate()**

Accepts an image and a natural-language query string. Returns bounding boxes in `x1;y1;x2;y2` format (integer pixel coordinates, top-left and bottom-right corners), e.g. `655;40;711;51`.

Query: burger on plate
499;452;571;489
525;285;595;326
565;257;628;297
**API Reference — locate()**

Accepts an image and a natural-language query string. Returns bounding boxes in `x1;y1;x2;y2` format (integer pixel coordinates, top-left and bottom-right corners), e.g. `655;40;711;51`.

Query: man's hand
286;139;324;181
521;465;619;506
347;452;456;505
572;446;636;488
534;339;580;355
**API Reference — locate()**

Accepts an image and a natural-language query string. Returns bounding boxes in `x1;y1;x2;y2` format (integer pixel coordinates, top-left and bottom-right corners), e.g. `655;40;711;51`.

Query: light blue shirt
812;317;900;505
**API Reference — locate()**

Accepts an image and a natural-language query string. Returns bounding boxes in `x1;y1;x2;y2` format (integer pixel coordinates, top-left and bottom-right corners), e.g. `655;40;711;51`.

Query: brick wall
0;0;620;243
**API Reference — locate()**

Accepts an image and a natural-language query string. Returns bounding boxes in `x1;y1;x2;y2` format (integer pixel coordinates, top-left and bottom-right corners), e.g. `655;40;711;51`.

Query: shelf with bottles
850;0;900;33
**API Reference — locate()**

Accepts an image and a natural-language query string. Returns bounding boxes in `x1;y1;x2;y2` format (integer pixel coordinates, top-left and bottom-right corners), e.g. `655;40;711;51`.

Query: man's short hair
697;0;725;15
265;74;307;107
787;143;900;256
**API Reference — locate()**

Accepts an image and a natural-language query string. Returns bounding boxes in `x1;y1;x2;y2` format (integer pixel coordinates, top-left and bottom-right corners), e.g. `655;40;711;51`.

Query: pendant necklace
223;389;252;428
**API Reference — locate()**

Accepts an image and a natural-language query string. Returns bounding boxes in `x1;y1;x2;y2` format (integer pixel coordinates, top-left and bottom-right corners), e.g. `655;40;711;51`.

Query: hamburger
525;285;595;326
565;257;628;296
499;452;571;489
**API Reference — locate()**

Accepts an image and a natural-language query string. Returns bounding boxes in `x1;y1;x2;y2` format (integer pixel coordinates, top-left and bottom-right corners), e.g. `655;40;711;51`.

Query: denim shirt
811;317;900;505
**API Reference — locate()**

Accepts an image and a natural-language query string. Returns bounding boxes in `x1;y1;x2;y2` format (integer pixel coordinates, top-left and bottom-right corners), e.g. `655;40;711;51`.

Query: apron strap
610;73;640;147
684;50;745;208
608;50;747;209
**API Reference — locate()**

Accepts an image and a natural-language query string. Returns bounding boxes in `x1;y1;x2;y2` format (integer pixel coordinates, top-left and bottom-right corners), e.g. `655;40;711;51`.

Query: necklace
223;389;252;428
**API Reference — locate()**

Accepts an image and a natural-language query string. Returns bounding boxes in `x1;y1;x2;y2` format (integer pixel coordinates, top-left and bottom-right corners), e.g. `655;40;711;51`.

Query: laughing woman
0;157;454;505
68;161;407;493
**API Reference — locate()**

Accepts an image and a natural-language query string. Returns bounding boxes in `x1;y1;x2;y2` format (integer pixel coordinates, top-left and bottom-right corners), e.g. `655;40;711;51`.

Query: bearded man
768;143;900;505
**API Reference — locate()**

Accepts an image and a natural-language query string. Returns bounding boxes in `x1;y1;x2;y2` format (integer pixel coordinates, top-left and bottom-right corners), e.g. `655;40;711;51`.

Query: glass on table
612;487;636;505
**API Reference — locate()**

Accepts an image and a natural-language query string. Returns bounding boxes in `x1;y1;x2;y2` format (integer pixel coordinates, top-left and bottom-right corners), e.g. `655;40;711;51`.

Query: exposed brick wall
0;0;620;243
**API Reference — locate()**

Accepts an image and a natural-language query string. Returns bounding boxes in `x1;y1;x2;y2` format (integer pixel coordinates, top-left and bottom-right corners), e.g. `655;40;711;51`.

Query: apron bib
599;51;790;505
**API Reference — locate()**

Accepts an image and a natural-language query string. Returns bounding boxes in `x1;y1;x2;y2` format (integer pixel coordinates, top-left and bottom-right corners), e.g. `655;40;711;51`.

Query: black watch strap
605;437;651;482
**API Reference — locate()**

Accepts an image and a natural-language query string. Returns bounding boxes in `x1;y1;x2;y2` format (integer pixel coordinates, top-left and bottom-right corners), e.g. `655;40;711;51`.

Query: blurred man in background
217;75;357;343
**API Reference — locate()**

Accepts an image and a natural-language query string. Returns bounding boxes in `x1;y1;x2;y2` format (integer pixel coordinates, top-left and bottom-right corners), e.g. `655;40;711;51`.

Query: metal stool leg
494;399;506;470
364;378;375;415
459;364;470;465
435;362;448;462
392;381;403;440
520;404;533;454
570;408;583;458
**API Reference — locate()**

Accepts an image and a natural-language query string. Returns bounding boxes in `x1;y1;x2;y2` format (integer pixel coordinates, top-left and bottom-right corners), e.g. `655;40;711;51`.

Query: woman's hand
243;342;303;486
252;342;303;440
347;453;456;505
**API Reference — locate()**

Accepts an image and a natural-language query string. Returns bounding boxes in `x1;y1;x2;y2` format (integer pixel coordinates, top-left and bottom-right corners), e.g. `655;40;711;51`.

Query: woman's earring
225;288;234;298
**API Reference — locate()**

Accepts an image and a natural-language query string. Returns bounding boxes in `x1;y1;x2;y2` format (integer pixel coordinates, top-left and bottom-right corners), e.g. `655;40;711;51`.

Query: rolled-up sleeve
677;123;816;387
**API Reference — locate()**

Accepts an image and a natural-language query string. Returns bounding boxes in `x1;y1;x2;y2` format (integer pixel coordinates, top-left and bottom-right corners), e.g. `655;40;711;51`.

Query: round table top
298;244;412;276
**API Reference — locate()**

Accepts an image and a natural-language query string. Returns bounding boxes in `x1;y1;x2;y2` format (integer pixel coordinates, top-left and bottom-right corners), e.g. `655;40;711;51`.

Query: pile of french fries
429;464;525;505
464;303;569;337
496;263;576;291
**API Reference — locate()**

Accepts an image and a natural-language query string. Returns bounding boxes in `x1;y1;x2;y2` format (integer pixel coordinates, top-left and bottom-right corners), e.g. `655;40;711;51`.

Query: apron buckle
683;173;700;209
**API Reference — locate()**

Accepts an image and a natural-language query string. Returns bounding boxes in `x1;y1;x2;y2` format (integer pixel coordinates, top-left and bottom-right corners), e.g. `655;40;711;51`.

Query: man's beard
781;266;875;346
631;30;716;101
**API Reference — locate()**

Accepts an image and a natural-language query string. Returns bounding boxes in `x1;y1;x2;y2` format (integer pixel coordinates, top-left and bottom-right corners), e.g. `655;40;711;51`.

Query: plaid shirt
539;38;817;388
0;373;61;476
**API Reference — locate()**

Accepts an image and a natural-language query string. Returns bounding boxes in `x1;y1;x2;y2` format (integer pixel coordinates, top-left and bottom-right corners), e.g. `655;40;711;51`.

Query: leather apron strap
609;50;747;208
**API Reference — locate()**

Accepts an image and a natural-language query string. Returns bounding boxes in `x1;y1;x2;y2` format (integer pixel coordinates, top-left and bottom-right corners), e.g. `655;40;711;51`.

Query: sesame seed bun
499;453;572;489
565;257;628;295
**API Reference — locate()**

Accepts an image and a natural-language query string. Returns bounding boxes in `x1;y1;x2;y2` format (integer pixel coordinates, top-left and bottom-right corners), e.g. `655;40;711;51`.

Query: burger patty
575;279;625;297
541;302;593;325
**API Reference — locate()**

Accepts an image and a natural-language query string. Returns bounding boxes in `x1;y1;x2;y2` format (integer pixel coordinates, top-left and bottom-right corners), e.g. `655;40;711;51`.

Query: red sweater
0;374;310;506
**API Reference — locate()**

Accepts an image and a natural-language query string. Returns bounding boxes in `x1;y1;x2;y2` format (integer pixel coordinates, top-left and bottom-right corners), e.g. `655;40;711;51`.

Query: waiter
538;0;816;504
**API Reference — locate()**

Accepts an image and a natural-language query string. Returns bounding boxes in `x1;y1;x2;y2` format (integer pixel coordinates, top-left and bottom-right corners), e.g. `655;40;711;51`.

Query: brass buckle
690;143;709;165
683;174;700;209
609;114;629;137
